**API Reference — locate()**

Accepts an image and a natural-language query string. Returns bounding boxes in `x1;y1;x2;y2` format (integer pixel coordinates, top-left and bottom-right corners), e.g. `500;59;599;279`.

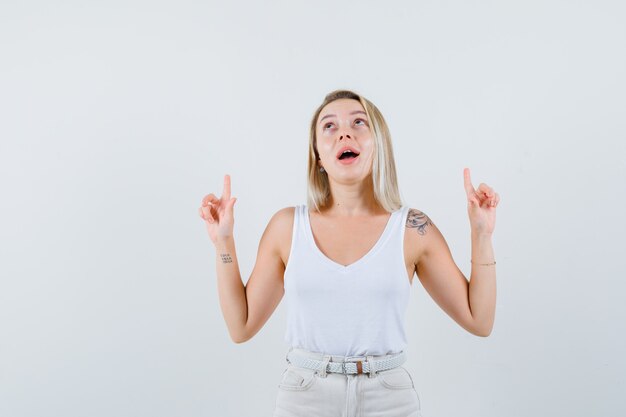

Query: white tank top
283;204;411;357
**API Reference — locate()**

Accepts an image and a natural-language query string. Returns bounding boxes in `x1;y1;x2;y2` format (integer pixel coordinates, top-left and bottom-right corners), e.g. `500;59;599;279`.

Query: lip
336;146;361;159
337;154;359;165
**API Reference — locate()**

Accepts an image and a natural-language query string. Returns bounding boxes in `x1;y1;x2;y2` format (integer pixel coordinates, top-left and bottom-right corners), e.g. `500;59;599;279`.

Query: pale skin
199;98;499;343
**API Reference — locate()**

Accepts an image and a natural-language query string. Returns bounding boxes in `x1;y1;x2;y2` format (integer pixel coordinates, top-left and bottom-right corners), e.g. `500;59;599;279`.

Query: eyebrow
319;110;367;124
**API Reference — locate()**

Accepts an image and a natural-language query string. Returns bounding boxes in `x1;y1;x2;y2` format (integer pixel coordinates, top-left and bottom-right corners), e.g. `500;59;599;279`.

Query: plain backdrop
1;1;625;416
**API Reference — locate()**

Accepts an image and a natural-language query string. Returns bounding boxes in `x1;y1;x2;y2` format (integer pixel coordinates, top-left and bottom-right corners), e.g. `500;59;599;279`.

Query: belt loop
366;355;377;378
318;354;331;378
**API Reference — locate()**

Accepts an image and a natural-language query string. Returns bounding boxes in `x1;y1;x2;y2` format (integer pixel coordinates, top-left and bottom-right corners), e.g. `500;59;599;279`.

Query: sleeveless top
283;204;412;357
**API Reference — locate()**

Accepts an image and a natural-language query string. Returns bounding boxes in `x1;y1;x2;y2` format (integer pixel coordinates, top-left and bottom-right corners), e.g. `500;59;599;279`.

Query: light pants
273;347;422;417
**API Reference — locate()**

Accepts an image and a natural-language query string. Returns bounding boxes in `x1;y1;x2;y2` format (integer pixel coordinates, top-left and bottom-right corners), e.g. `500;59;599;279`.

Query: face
315;98;374;182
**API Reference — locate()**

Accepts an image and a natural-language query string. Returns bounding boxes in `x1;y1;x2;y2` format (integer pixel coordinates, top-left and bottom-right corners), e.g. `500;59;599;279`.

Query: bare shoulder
404;208;436;267
406;208;435;236
264;206;296;267
268;206;295;233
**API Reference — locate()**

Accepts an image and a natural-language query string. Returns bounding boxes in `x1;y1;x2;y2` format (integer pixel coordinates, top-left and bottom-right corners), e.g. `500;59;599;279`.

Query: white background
1;1;624;416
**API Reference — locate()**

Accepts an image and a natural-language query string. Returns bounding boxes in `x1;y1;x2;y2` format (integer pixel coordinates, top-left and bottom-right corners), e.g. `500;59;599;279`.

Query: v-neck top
283;204;411;357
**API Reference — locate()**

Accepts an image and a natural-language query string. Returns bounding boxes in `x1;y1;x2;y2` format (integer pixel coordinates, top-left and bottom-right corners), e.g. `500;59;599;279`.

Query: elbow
231;333;250;344
230;327;251;344
469;315;494;337
473;326;493;337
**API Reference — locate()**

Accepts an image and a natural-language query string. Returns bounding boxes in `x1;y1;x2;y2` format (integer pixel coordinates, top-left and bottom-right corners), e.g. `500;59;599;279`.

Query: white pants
273;347;423;417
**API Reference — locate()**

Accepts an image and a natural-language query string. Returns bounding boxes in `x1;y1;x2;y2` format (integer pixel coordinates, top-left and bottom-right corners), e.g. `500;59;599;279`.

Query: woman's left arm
411;168;499;337
464;167;499;336
469;233;497;336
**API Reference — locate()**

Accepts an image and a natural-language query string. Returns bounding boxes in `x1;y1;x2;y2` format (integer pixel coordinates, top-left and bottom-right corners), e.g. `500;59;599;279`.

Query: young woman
199;90;499;417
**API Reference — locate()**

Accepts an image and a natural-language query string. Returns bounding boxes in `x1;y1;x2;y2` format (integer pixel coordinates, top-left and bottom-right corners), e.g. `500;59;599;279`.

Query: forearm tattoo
220;253;233;263
406;209;433;236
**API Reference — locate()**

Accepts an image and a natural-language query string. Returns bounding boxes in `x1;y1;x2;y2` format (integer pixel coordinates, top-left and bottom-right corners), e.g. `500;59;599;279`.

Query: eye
354;118;368;126
323;122;334;130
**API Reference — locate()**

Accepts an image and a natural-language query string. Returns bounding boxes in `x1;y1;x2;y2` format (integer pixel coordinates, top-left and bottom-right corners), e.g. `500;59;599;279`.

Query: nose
339;134;351;140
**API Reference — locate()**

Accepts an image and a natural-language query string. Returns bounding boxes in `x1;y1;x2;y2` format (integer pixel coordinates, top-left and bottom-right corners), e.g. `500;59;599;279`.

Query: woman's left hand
463;167;499;236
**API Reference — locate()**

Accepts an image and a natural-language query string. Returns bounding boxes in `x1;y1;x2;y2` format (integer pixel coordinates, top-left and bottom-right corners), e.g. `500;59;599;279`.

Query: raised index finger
463;167;476;196
222;174;231;201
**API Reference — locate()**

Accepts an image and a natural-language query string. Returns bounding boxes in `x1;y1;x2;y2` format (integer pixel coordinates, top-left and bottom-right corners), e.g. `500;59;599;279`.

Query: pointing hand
463;167;499;236
199;174;237;244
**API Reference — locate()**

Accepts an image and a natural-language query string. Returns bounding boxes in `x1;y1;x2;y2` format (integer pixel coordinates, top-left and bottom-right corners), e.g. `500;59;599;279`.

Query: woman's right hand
199;174;237;245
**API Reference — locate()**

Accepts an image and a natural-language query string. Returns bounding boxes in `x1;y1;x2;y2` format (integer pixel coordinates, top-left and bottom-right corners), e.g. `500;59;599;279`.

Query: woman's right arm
199;175;289;343
213;236;249;343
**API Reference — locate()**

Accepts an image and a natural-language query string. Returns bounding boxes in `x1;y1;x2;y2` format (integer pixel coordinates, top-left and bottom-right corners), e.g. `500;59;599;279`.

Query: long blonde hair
307;89;403;213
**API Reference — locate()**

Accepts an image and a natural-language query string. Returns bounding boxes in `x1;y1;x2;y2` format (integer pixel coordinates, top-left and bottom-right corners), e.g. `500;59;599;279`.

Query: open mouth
337;150;360;160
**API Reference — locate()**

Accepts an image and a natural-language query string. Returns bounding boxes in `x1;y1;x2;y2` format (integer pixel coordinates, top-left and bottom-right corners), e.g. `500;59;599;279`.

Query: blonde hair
307;89;403;213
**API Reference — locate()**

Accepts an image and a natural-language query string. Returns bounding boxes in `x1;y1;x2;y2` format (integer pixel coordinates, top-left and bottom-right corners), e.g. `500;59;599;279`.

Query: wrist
215;236;235;251
471;231;492;240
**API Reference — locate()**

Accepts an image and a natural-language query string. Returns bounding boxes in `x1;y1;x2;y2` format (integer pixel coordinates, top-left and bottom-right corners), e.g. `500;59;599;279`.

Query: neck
322;178;383;217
